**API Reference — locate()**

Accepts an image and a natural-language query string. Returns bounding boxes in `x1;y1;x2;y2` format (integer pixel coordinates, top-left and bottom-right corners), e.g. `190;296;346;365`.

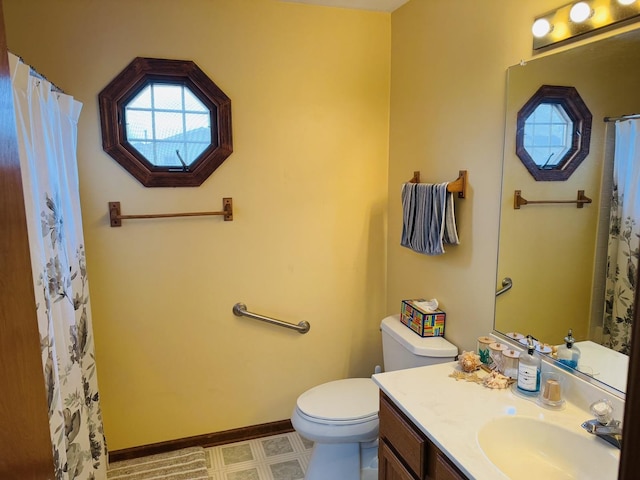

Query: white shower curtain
9;53;107;480
603;118;640;355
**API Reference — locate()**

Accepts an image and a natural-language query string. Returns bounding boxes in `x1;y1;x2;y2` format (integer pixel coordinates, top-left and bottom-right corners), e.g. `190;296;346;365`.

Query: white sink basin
477;416;619;479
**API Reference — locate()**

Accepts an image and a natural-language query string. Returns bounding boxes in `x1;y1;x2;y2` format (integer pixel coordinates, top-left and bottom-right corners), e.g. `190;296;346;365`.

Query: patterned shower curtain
603;118;640;355
9;53;107;480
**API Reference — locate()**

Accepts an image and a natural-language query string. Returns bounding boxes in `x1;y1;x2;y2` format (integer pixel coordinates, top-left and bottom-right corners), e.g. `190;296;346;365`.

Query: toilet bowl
291;378;379;480
291;314;458;480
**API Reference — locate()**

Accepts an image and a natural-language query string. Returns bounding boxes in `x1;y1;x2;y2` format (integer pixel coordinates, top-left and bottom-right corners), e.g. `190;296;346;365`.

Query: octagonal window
99;58;232;187
516;85;592;181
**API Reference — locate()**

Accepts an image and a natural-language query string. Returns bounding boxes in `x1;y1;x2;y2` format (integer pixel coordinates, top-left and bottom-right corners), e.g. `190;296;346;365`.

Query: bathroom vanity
379;391;466;479
373;361;622;480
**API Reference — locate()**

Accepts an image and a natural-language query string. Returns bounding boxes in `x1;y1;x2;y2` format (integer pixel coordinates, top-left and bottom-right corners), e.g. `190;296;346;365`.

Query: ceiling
279;0;410;12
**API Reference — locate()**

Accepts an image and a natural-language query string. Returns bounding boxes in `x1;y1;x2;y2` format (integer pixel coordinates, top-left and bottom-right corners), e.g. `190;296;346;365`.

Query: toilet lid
296;378;379;422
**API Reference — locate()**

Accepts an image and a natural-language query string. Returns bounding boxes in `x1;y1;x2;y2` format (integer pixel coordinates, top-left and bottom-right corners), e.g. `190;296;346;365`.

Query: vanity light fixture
532;18;553;37
532;0;640;50
569;2;593;22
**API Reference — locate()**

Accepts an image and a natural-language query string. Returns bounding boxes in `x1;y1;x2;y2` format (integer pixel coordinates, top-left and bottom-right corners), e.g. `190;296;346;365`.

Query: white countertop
372;361;620;480
573;341;628;393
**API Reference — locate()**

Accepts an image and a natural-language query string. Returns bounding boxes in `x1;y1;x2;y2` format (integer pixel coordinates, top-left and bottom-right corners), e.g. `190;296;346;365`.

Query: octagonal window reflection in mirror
516;85;591;181
99;58;232;187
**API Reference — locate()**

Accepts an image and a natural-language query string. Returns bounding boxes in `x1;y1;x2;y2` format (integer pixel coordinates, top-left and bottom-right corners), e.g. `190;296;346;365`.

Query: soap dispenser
557;328;581;369
517;335;541;396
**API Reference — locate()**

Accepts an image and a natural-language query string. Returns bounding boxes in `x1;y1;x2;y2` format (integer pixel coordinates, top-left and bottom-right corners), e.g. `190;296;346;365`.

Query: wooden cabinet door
435;453;466;480
379;393;426;478
379;440;417;480
379;392;469;480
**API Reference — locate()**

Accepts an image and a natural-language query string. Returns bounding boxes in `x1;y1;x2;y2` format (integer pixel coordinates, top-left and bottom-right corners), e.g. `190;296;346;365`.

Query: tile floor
205;432;314;480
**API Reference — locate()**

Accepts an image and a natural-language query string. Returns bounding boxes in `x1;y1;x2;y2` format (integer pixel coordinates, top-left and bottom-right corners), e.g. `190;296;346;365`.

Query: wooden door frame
0;0;55;477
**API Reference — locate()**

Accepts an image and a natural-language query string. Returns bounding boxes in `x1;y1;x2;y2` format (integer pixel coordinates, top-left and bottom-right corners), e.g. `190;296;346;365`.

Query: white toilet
291;314;458;480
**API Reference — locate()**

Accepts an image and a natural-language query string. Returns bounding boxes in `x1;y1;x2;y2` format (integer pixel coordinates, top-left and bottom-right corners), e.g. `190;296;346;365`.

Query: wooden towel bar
408;170;467;199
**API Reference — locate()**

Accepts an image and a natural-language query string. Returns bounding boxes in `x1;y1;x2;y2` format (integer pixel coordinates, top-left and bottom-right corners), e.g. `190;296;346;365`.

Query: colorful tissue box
400;299;446;337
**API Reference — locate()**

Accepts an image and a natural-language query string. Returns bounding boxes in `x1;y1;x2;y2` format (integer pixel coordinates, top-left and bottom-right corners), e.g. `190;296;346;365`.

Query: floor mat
107;446;209;480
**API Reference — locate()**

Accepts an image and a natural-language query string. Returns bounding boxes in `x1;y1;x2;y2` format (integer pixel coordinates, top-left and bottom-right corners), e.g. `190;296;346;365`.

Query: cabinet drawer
379;393;426;478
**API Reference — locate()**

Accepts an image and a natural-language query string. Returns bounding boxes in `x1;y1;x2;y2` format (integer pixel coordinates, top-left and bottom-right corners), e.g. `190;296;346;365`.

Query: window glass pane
550;125;566;146
532;103;552;122
528;147;546;165
550;108;565;124
547;148;564;166
152;84;184;111
184;89;208;112
523;123;534;146
185;113;211;139
186;143;208;163
129;141;156;165
154;111;184;140
125;110;153;141
156;141;185;167
128;85;152;109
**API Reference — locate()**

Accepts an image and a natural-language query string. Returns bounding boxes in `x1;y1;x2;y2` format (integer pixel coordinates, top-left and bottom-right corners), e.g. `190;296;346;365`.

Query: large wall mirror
496;28;640;396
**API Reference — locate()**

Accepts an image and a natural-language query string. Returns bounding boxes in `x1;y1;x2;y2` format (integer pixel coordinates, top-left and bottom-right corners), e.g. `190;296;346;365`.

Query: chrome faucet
581;399;622;449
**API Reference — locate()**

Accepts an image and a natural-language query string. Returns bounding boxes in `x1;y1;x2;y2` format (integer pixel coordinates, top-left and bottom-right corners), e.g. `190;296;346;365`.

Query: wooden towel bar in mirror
99;57;232;187
513;189;592;209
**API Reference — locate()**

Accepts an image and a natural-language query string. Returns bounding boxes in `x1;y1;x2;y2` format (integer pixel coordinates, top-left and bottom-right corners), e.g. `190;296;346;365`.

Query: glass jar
502;349;520;379
489;342;508;372
539;372;565;409
477;336;493;365
505;332;525;342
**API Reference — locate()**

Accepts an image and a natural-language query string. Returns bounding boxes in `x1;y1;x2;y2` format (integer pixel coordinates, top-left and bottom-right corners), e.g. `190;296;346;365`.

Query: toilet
291;314;458;480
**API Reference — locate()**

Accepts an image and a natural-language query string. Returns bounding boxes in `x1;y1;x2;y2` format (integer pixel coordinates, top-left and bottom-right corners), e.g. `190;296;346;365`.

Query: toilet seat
295;378;379;425
295;407;378;426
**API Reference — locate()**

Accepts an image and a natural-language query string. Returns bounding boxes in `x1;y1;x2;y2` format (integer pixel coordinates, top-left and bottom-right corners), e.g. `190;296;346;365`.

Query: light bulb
570;2;593;22
532;18;552;37
618;0;636;5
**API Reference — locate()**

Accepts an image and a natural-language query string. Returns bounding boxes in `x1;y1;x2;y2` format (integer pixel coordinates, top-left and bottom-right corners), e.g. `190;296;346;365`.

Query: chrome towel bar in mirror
496;277;513;297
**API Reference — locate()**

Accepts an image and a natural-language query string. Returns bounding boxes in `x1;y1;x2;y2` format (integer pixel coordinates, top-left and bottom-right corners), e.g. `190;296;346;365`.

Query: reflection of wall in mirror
496;31;640;350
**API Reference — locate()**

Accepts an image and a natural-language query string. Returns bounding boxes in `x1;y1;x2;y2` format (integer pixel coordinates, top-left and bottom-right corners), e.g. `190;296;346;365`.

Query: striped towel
107;447;209;480
401;182;459;255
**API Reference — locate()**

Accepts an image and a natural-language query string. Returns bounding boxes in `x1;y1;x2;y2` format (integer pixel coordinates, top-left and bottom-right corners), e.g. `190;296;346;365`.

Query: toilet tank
380;315;458;371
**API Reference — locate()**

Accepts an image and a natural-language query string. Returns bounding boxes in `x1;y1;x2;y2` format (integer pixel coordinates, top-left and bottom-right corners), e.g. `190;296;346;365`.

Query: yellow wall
4;0;390;450
387;0;546;354
6;0;638;453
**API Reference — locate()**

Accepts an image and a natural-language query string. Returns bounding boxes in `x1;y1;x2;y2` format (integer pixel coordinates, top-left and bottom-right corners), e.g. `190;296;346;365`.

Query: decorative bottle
557;328;581;369
517;335;541;396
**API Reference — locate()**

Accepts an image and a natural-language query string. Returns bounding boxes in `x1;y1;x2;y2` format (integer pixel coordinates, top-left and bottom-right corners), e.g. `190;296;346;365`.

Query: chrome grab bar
232;303;310;334
496;277;513;297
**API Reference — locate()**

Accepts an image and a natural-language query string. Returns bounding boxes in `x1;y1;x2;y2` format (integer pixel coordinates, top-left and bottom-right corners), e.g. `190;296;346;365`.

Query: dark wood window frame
516;85;592;181
99;57;232;187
